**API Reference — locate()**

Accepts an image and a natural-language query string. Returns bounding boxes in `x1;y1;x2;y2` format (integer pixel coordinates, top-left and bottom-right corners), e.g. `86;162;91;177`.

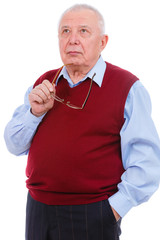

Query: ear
100;35;109;52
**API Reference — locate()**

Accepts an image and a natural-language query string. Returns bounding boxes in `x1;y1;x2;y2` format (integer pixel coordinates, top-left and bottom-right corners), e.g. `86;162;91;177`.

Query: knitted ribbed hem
28;189;110;206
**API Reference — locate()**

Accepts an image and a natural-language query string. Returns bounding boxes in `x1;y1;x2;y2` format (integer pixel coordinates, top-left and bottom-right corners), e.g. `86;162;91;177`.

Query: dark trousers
25;193;121;240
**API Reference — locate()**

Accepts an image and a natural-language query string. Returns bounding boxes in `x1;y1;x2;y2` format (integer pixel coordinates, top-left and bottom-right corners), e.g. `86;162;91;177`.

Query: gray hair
58;4;105;35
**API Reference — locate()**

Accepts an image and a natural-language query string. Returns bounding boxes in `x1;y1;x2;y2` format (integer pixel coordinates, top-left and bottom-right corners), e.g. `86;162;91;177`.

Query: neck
65;65;89;84
66;68;88;84
65;57;99;84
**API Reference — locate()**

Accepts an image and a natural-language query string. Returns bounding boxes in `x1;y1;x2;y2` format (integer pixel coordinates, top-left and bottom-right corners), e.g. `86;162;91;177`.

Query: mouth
67;51;82;56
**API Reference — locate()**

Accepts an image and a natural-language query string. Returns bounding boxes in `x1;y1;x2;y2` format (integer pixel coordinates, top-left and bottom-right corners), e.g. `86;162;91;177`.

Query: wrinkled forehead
59;9;99;30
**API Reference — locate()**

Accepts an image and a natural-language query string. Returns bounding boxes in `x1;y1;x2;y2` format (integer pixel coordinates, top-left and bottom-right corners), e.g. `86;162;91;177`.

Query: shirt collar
56;56;106;88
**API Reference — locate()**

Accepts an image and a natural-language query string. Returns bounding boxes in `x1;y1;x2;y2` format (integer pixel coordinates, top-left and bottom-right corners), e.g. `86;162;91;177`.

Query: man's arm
4;86;43;155
109;81;160;218
4;80;56;155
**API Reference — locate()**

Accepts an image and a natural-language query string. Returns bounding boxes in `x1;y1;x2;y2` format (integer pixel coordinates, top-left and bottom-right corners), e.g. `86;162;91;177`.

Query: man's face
58;9;108;69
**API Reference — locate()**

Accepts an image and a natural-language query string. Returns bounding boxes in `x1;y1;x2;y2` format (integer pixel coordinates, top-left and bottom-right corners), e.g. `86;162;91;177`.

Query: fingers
28;80;56;117
31;80;55;104
42;79;55;95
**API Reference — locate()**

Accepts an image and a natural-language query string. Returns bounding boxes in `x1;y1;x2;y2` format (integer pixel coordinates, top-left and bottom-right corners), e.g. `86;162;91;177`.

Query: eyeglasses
51;66;96;110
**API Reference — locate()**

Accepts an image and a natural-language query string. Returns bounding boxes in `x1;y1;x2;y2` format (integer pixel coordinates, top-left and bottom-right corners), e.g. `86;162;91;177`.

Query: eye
60;28;71;37
63;29;70;34
81;29;87;33
79;28;91;37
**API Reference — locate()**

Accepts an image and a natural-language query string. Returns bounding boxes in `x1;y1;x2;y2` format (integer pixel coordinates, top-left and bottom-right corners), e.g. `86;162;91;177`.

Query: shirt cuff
24;109;45;130
108;191;134;218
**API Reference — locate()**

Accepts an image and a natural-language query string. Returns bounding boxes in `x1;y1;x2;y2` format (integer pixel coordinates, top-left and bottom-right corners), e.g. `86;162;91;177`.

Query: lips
67;51;81;55
66;49;82;54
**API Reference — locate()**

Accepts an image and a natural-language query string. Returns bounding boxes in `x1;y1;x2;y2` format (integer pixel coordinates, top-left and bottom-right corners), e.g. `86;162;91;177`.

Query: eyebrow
79;25;90;28
61;25;70;29
60;25;91;29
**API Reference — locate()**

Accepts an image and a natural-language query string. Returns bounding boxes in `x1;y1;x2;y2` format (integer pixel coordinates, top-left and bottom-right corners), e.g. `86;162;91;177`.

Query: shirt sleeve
108;81;160;217
4;86;45;156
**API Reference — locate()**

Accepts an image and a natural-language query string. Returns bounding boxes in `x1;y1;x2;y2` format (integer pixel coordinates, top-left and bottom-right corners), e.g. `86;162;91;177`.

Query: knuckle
42;79;50;87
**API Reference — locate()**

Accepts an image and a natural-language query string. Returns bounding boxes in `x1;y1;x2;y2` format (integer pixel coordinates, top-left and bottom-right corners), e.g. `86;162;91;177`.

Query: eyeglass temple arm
52;66;64;85
81;73;96;109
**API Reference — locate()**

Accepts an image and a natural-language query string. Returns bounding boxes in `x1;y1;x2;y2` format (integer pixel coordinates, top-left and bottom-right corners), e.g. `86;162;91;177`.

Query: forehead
59;9;99;29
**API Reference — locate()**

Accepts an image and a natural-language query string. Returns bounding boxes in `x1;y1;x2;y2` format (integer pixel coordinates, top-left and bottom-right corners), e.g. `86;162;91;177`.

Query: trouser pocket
102;199;122;238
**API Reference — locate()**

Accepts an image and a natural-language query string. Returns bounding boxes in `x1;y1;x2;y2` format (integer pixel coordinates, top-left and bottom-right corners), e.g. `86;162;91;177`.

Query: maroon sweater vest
26;62;138;205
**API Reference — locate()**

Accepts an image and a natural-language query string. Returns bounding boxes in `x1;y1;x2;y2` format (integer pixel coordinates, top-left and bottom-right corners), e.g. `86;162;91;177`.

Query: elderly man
4;4;160;240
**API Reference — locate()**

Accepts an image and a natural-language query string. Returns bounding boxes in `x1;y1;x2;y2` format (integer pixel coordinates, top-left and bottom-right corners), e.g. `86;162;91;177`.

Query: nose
69;31;80;45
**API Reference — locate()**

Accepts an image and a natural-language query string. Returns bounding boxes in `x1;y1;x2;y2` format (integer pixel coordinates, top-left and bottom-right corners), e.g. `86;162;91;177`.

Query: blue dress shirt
4;56;160;217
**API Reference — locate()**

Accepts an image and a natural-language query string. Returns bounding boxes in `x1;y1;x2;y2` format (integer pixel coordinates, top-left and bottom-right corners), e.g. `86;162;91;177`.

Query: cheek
59;41;67;57
84;43;100;59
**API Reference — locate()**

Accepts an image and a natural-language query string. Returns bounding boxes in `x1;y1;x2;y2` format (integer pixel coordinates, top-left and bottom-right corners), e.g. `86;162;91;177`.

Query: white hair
58;4;105;35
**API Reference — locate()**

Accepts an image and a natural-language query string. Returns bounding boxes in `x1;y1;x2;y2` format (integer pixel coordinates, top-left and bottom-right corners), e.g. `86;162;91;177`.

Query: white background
0;0;160;239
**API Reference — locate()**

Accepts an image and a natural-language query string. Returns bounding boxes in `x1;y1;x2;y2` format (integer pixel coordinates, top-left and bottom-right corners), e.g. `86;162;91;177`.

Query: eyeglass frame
51;66;96;110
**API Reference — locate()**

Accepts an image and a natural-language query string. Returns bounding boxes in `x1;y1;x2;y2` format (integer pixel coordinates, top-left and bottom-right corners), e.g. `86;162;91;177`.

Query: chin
64;60;83;67
63;56;84;66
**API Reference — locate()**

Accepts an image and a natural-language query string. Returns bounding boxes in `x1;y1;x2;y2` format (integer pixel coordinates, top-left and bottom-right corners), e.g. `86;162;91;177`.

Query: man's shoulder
105;62;139;81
